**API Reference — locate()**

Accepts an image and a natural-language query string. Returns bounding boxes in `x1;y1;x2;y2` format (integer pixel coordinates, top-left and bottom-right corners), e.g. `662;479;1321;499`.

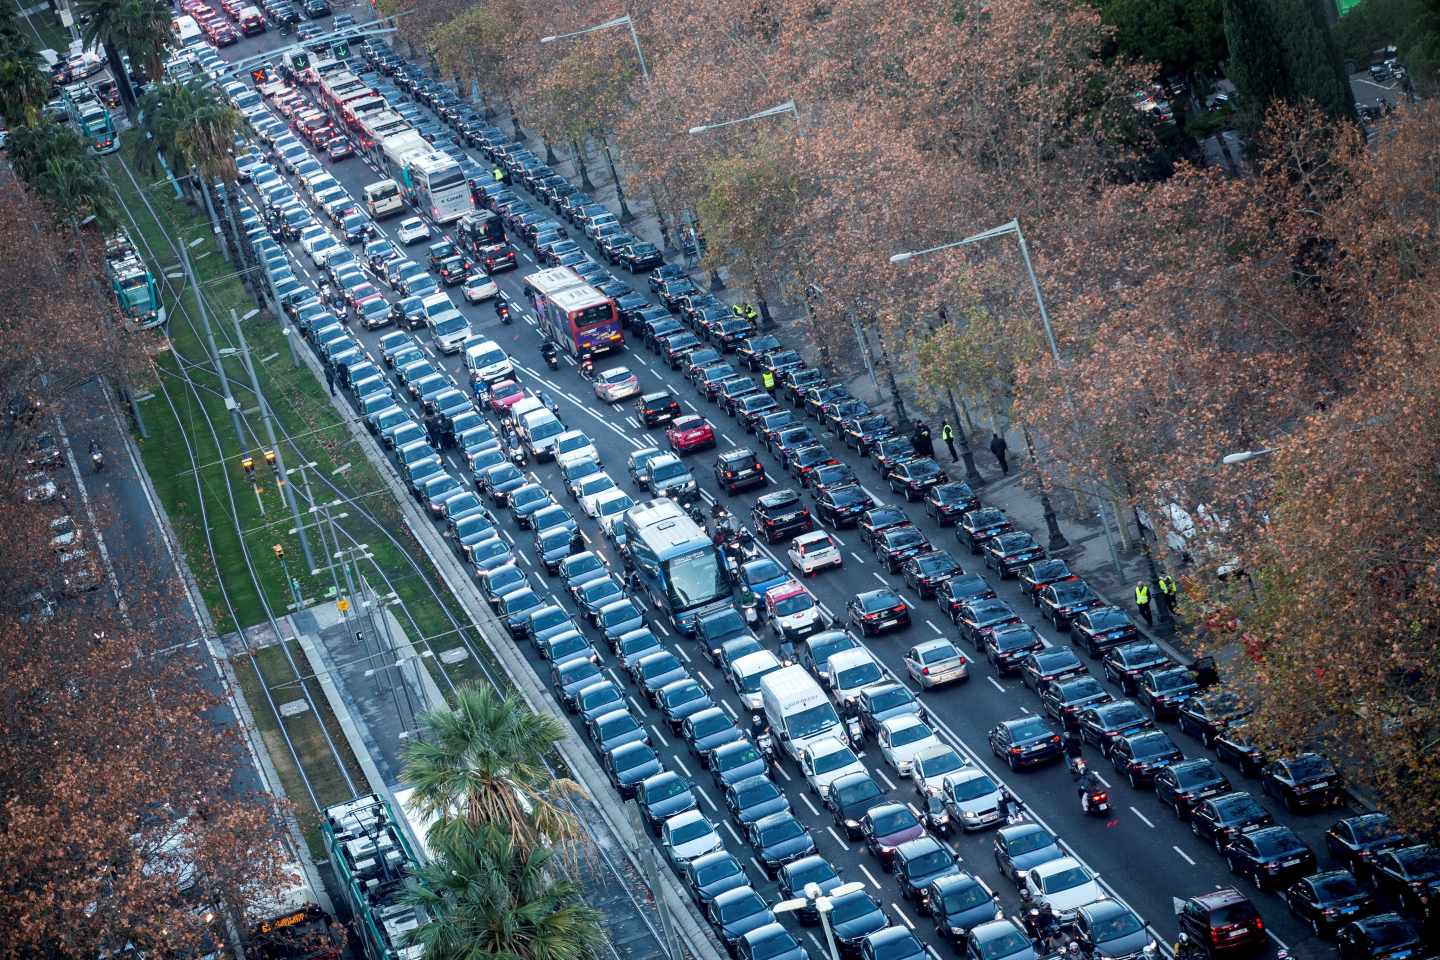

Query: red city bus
523;267;623;358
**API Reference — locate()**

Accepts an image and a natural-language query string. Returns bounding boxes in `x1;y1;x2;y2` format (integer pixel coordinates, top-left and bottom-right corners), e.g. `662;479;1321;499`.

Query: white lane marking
697;788;718;812
720;701;737;719
673;755;692;776
1129;805;1155;828
773;762;792;782
724;821;743;844
826;826;846;846
850;551;866;564
926;619;943;634
697;672;713;689
800;793;821;816
858;863;882;889
675;644;691;662
875;769;897;791
893;903;916;929
987;676;1006;693
1173;845;1195;865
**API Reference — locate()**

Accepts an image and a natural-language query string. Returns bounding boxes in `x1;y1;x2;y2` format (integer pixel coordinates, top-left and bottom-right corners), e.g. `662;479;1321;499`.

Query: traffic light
250;67;270;85
241;454;255;479
264;449;277;469
272;544;285;561
332;40;349;59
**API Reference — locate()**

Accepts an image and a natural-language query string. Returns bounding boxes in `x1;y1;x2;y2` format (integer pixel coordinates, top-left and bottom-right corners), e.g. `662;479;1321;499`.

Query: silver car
905;638;969;688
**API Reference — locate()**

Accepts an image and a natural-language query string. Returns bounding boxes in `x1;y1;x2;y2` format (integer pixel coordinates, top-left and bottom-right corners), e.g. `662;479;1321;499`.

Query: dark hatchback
1226;825;1317;889
1039;675;1113;729
1018;557;1075;602
828;772;888;839
1192;792;1276;851
1137;665;1199;720
639;390;681;426
715;447;767;494
815;484;875;527
848;588;911;636
681;850;749;910
957;507;1015;554
987;626;1047;675
939;574;997;622
983;531;1046;578
930;872;1004;942
874;525;932;574
902;550;965;599
1177;888;1266;956
752;489;813;543
1261;753;1343;813
1284;870;1376;937
1153;758;1232;819
747;812;817;878
1036;579;1105;630
1078;700;1154;755
826;888;890;956
1102;641;1172;693
1070;606;1142;657
1108;729;1184;787
989;716;1063;769
926;482;979;525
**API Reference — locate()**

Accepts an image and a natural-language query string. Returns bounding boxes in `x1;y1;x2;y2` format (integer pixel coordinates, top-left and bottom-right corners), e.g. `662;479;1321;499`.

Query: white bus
405;151;473;225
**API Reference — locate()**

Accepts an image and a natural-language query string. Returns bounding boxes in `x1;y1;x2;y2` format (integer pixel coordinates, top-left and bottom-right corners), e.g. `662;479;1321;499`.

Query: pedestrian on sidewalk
1158;574;1179;614
941;421;958;462
989;432;1009;475
324;366;335;396
913;422;934;459
1134;581;1153;626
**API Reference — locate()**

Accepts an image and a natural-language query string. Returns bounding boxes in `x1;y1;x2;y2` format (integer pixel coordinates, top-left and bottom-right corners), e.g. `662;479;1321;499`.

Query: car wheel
1129;770;1141;789
1007;752;1019;772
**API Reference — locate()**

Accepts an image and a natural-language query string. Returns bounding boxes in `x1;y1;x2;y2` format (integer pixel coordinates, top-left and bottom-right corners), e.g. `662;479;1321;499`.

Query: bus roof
625;498;710;556
406;150;460;175
549;284;611;312
523;266;584;295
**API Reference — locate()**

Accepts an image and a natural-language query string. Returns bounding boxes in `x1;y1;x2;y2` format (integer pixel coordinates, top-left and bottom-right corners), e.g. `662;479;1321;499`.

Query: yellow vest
1135;584;1150;604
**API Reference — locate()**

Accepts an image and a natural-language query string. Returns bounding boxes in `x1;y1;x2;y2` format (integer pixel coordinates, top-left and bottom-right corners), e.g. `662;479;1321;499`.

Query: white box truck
761;665;844;763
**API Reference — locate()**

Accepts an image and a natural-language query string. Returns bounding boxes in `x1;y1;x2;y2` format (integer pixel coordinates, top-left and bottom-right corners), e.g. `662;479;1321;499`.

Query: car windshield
1059;678;1106;701
664;549;728;610
717;891;765;922
829;893;875;924
890;723;932;747
652;461;688;482
814;746;857;774
615;747;654;772
871;807;917;835
1288;755;1336;779
738;781;781;806
1092;909;1143;941
1011;718;1052;740
1102;704;1147;728
789;701;841;739
602;603;638;627
863;591;901;611
950;775;998;802
1365;920;1418;950
759;818;804;843
1007;828;1056;855
696;858;738;884
1130;734;1175;758
1398;848;1440;875
977;929;1031;960
719;745;761;769
836;662;883;689
871;688;914;712
599;713;636;735
997;631;1038;652
909;848;952;875
774;594;814;616
1350;815;1396;843
1216;795;1266;820
671;818;712;844
1088;609;1130;630
941;882;988;912
1042;866;1091;893
1254;830;1306;856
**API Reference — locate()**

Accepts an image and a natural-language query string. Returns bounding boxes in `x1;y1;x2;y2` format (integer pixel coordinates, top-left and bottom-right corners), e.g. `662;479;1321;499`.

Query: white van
463;338;514;384
729;649;783;711
419;291;454;322
171;15;205;47
760;665;844;763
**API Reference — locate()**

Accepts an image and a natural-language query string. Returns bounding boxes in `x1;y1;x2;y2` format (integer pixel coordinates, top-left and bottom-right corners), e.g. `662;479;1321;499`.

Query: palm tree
134;79;241;260
77;0;172;114
7;122;115;228
403;820;607;960
0;25;52;126
402;685;585;849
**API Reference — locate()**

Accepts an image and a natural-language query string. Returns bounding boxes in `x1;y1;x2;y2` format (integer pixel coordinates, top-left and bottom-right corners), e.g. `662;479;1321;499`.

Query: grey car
1073;900;1154;960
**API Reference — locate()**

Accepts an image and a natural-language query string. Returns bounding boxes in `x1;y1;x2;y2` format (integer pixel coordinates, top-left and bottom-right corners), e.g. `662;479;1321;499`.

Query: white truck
760;665;844;764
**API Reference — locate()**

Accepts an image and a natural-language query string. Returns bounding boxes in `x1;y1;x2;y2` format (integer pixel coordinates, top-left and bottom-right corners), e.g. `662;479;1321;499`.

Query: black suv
714;448;767;495
638;391;681;427
751;489;813;544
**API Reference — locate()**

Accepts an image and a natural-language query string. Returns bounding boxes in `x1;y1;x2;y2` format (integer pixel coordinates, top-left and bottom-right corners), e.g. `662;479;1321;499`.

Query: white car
576;474;620;517
660;810;723;870
941;768;1005;831
594;365;641;402
800;737;866;800
306;234;342;269
787;530;843;575
298;224;330;256
727;649;782;710
397;216;431;244
878;715;943;778
461;271;498;303
1021;857;1104;918
553;430;600;466
763;580;824;640
825;648;887;709
912;744;969;798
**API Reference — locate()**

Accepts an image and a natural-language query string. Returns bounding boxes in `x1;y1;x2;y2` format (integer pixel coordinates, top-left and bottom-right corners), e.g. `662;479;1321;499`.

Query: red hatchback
666;415;716;454
487;380;527;415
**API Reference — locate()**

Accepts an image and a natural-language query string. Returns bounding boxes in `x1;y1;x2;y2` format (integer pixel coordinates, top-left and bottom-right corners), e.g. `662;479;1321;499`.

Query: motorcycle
920;792;951;837
1080;779;1110;816
739;591;759;626
89;442;103;471
497;301;512;324
508;442;528;468
1067;755;1088;779
845;714;865;748
541;342;561;370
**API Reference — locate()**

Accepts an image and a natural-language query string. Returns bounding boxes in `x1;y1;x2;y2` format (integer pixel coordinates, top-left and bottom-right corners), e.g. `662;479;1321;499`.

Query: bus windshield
573;302;614;330
663;549;727;611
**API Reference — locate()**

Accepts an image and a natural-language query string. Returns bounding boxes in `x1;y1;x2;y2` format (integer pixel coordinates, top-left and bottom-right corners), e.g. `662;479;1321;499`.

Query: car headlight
845;819;859;828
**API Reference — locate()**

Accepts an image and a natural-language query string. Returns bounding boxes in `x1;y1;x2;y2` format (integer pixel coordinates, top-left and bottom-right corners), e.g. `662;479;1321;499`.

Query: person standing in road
760;369;776;394
989;431;1009;475
1134;581;1152;626
491;166;504;183
941;421;958;462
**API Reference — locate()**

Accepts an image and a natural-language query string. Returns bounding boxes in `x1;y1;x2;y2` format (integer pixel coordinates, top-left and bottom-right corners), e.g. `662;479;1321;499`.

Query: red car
487;380;527;415
666;415;716;454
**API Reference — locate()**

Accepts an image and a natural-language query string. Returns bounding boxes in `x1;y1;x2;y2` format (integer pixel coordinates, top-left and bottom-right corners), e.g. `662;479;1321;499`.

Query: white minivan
463;338;514;384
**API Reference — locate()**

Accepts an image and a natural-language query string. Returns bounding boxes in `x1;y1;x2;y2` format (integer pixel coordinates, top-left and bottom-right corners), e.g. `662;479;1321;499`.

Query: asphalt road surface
208;23;1360;960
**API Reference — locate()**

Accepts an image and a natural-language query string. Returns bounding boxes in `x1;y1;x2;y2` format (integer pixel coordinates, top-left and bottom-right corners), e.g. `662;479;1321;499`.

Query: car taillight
891;604;905;613
1093;792;1108;803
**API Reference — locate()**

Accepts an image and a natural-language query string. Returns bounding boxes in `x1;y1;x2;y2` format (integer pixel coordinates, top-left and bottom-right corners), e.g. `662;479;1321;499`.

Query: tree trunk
572;140;594;191
101;41;138;115
195;170;229;263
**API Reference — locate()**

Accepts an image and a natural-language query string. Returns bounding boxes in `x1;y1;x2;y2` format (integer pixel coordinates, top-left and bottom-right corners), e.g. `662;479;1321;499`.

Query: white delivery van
761;665;844;763
364;179;404;219
463;338;514;384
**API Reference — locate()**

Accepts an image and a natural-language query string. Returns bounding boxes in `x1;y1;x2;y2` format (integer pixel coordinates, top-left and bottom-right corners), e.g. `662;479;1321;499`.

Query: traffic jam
213;21;1438;960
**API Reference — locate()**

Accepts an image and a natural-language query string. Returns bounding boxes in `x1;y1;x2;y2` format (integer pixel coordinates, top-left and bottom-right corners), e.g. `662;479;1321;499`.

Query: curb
291;329;725;959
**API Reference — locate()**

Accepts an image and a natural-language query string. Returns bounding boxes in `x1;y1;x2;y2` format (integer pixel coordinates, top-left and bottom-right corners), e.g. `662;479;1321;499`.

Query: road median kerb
294;336;723;957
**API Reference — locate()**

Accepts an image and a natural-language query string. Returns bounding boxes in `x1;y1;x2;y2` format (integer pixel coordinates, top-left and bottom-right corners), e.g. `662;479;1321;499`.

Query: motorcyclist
1173;934;1205;960
496;299;511;323
1079;770;1107;813
540;339;558;363
1063;729;1085;777
578;350;594;380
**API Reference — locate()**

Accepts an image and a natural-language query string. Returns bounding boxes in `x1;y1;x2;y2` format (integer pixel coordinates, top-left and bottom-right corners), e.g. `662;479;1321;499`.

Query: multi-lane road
209;23;1363;960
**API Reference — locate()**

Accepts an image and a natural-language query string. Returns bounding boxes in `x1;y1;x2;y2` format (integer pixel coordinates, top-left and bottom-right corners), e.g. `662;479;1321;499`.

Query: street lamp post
687;100;801;294
774;881;865;960
890;218;1070;552
540;15;649;222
